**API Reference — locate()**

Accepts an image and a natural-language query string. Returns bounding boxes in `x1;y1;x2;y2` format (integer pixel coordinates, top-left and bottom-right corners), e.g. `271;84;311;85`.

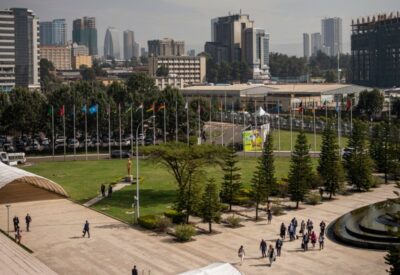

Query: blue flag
89;104;98;114
82;104;87;113
335;100;339;113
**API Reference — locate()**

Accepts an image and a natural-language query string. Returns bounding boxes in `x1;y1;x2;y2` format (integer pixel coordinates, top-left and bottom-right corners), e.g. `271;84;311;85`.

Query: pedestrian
320;220;326;235
268;244;275;266
101;184;106;197
307;219;313;234
260;239;267;258
275;238;283;257
132;265;138;275
15;226;21;244
319;187;324;199
302;233;309;251
238;245;245;265
82;220;90;238
280;222;286;239
267;209;272;224
25;214;32;232
13;216;19;232
310;231;317;248
291;217;298;237
300;220;306;236
108;184;113;198
288;223;294;241
319;233;325;250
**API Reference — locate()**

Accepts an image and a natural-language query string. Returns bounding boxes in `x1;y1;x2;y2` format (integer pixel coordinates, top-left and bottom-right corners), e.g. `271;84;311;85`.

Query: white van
0;152;26;166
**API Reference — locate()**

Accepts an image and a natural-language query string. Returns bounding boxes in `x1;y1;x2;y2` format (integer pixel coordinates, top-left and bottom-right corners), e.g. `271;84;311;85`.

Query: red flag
346;97;352;111
158;103;166;111
298;101;304;113
59;105;65;116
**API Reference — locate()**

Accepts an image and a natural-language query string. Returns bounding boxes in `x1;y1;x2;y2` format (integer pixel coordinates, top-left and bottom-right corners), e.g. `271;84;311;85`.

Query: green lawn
23;156;317;223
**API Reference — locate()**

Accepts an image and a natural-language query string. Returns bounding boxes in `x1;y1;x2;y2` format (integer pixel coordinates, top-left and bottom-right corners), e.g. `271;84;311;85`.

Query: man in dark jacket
260;239;267;258
108;185;113;198
101;184;106;197
25;214;32;232
82;220;90;238
13;216;19;232
275;238;283;256
132;265;138;275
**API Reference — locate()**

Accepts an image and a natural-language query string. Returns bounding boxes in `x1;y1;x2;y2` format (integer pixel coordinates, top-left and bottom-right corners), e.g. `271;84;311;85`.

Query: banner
243;129;263;152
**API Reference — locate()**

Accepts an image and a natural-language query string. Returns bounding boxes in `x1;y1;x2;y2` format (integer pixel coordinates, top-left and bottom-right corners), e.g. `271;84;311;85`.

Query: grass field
23;155;318;223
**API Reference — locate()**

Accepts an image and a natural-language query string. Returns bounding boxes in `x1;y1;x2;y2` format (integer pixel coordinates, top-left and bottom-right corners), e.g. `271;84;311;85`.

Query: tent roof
0;162;68;197
179;262;242;275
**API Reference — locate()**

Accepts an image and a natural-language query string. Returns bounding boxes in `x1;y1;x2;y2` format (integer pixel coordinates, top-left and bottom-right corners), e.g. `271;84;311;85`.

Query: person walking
319;233;325;250
280;223;286;239
302;233;309;251
15;226;21;244
291;217;298;237
131;265;138;275
310;231;317;248
268;244;275;266
101;184;106;197
25;214;32;232
267;209;272;224
238;245;245;265
13;216;19;232
320;220;326;235
275;238;283;257
82;220;90;238
319;187;324;199
260;239;267;258
300;220;306;236
307;219;313;234
108;184;113;198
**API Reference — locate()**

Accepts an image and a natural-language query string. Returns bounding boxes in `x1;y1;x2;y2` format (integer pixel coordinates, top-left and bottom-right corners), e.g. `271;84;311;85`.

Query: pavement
0;183;396;275
82;182;131;207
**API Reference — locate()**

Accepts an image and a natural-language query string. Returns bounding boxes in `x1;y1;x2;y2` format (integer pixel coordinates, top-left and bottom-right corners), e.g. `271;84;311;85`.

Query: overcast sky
2;0;399;56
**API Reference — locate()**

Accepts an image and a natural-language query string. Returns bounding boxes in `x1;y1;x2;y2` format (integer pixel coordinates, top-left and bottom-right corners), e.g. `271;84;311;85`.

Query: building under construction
351;12;400;88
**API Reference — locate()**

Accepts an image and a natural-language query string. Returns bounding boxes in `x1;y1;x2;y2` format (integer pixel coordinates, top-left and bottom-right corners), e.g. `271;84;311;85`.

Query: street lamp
5;204;10;235
135;115;155;222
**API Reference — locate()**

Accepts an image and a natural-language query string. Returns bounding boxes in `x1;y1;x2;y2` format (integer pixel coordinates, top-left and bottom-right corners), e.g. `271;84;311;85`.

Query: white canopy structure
179;263;243;275
0;162;68;203
254;107;270;117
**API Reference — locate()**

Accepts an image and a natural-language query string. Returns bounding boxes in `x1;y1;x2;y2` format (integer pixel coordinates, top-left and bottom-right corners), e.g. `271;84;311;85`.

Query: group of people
100;184;113;198
12;214;32;244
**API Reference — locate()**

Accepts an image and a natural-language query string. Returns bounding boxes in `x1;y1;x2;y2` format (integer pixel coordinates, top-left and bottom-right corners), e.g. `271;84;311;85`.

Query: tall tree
260;134;277;201
370;122;392;183
288;131;313;208
344;120;373;191
200;178;221;233
250;162;267;221
318;120;344;198
357;89;384;119
220;146;242;211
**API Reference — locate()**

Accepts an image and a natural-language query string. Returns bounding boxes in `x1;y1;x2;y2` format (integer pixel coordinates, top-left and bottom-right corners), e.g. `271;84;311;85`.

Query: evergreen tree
370;122;391;183
220;146;242;211
200;178;221;233
344;120;373;191
250;164;266;221
288;131;313;208
389;124;400;180
318;120;344;199
260;134;277;201
385;246;400;275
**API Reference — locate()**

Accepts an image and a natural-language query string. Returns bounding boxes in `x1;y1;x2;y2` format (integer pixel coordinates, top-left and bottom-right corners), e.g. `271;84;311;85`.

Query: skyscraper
303;33;310;58
40;21;53;46
311;32;322;56
133;42;140;59
52;19;67;45
148;38;185;57
73;17;98;56
242;28;270;80
0;8;40;91
123;30;134;60
104;27;120;59
321;17;342;56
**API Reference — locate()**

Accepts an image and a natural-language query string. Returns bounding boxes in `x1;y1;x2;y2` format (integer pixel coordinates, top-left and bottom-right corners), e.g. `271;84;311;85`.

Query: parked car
68;139;80;149
110;150;131;158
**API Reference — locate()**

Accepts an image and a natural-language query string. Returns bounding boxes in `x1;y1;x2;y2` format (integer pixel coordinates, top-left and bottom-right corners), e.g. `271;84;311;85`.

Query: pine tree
251;165;266;221
318;120;344;199
200;178;221;233
385;246;400;275
370;122;392;183
344;120;373;191
260;133;277;201
288;131;313;208
220;146;242;211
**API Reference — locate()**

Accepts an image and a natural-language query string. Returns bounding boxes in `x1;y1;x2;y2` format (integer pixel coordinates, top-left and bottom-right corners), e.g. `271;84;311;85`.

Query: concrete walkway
0;184;397;275
82;182;131;207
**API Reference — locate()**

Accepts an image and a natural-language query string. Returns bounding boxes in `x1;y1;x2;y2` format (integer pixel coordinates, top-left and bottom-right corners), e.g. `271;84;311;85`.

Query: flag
321;100;327;110
136;103;143;111
89;104;98;114
275;102;280;113
346;97;352;111
82;104;87;113
59;105;65;116
47;106;53;116
147;103;155;113
335;99;339;113
184;101;188;110
218;101;223;111
312;101;315;113
158;103;166;111
298;101;304;113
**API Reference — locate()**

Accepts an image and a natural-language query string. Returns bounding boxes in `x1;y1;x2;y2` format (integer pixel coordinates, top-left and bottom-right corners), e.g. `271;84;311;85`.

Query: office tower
262;34;270;67
352;12;400;87
311;32;322;56
205;13;254;63
321;17;342;56
303;33;310;58
40;21;53;46
141;47;146;57
242;28;270;80
0;8;40;91
133;42;140;59
40;46;71;70
148;38;185;57
52;19;67;45
72;17;98;56
123;30;138;60
104;27;120;59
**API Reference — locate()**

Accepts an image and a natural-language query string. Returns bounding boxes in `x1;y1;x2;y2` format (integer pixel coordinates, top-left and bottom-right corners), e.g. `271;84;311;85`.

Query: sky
2;0;399;56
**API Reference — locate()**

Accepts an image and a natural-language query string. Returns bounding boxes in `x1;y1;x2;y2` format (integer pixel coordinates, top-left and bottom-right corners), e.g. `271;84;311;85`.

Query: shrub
233;188;253;206
225;215;242;228
305;192;322;205
311;173;324;189
271;205;284;216
277;179;289;198
155;216;172;232
220;203;229;212
371;176;383;188
174;224;196;242
164;210;186;224
138;215;158;229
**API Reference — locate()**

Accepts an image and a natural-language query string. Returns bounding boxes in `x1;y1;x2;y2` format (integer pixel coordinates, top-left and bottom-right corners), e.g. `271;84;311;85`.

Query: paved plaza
0;183;397;275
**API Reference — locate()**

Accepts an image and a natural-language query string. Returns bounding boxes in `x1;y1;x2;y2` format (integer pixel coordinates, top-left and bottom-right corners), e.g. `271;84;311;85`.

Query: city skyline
1;0;398;56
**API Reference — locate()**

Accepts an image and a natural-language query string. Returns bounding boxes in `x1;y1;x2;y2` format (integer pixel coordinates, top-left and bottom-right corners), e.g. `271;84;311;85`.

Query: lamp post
5;204;10;235
135;116;155;223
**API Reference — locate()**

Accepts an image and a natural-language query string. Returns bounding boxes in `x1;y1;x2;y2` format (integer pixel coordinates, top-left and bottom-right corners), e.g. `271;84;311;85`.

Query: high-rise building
52;19;67;45
321;17;342;56
311;32;322;56
0;8;40;91
40;46;71;70
40;21;53;46
205;13;254;63
133;42;140;59
242;28;270;80
303;33;310;58
123;30;134;60
104;27;120;59
141;47;146;57
148;38;185;57
72;17;98;56
351;12;400;88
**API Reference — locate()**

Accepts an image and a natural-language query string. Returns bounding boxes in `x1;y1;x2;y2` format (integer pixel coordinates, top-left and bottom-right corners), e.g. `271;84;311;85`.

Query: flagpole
73;104;76;161
52;106;54;161
119;103;122;159
85;103;88;161
232;100;235;147
254;99;257;152
108;104;111;159
153;103;156;145
175;98;178;142
141;104;144;147
209;97;212;144
164;103;166;144
313;100;316;152
186;99;189;146
338;96;341;158
290;101;293;152
63;105;66;162
350;98;353;134
96;104;99;160
198;101;201;143
325;100;328;121
221;98;224;146
278;100;281;152
130;104;133;154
